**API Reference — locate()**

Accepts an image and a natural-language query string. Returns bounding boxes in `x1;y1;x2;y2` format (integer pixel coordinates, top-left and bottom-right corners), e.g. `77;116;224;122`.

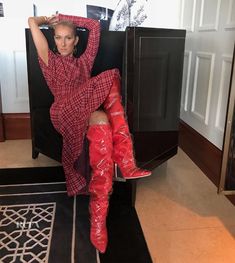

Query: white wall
180;0;235;149
143;0;181;29
31;0;117;17
0;0;32;113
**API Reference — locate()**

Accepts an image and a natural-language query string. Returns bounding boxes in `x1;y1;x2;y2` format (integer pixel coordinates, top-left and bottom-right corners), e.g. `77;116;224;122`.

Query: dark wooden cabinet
124;27;185;169
25;26;185;174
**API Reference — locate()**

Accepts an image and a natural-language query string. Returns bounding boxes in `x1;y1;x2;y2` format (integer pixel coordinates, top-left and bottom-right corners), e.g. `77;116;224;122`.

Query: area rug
0;167;152;263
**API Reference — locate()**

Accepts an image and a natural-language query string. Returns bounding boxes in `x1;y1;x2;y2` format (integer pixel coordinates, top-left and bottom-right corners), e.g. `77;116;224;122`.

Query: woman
28;13;151;253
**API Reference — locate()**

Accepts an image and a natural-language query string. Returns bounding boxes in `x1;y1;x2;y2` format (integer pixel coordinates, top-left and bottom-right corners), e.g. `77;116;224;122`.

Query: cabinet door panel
138;52;168;123
135;36;185;131
125;27;186;166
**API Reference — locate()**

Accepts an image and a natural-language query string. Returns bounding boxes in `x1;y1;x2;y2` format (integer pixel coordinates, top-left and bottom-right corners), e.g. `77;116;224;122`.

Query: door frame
219;44;235;195
0;84;5;141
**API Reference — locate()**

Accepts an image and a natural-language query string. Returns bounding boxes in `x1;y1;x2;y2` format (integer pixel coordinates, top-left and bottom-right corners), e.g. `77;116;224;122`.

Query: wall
0;0;32;113
180;0;235;149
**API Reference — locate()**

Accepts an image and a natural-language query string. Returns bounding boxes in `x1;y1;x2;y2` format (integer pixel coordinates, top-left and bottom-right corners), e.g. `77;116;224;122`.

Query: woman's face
54;25;78;57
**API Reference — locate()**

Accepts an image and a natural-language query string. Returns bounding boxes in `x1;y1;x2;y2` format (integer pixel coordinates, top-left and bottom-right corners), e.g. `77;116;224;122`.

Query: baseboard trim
3;113;31;140
179;119;222;186
178;120;235;206
0;113;4;142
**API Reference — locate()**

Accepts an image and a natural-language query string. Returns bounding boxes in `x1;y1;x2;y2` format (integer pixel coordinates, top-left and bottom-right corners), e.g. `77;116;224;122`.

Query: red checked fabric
38;14;120;196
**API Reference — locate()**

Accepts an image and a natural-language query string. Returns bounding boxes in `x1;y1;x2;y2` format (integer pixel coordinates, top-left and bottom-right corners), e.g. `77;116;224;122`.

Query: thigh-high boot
86;123;114;253
103;77;151;179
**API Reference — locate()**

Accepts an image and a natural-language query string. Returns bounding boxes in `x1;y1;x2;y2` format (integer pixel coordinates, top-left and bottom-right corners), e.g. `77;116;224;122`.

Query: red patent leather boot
87;124;114;253
104;77;151;179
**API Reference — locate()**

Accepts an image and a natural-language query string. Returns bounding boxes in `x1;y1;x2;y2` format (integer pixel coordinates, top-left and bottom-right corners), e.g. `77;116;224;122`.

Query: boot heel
114;163;126;182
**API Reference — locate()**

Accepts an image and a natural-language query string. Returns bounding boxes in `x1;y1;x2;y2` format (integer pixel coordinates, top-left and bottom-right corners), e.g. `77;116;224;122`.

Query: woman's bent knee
89;111;109;125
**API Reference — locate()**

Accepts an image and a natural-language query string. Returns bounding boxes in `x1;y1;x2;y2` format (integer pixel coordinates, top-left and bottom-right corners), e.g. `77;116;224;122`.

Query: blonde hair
53;20;77;36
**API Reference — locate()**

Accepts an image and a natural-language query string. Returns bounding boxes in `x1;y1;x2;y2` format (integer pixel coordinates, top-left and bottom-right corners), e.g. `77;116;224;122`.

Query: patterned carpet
0;167;152;263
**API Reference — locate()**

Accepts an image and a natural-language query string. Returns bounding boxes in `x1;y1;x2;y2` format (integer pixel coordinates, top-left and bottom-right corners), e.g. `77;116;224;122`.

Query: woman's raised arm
58;14;100;71
28;16;54;66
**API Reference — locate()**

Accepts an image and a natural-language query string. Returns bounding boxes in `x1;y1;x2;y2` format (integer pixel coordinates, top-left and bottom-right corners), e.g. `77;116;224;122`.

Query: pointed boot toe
122;167;151;179
90;226;108;253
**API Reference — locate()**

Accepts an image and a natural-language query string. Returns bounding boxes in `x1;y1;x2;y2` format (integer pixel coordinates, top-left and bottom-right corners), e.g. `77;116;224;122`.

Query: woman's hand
28;15;50;66
47;14;59;26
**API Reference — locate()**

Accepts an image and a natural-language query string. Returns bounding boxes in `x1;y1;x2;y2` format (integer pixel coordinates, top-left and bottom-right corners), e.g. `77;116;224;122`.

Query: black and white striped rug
0;167;152;263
